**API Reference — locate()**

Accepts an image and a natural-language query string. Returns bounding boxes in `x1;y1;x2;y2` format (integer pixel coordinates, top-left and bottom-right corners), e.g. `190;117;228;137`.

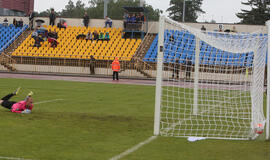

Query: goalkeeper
0;87;34;114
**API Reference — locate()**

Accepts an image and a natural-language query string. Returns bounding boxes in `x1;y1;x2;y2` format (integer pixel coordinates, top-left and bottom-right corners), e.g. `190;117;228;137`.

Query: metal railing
10;55;157;78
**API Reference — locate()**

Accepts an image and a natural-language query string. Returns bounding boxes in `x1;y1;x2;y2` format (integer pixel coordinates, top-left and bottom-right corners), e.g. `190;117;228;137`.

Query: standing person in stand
83;11;90;27
111;57;120;80
29;11;35;30
49;9;56;26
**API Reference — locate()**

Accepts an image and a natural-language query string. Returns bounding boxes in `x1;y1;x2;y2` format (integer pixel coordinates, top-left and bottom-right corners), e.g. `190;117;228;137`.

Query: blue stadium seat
0;24;27;53
143;31;263;67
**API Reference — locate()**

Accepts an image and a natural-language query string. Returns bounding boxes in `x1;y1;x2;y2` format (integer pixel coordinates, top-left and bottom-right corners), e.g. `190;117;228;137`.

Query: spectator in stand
48;30;58;39
49;9;56;26
86;31;93;41
131;14;136;23
127;14;132;23
140;12;145;22
29;11;35;30
104;32;110;41
32;29;43;48
83;11;90;27
99;32;105;41
93;31;99;40
57;19;67;29
201;25;206;32
218;24;223;32
172;58;180;79
48;37;58;48
169;34;175;44
111;57;120;80
231;26;237;33
3;18;8;27
136;14;141;23
105;16;112;28
185;57;192;79
18;19;23;27
13;18;17;27
123;11;128;28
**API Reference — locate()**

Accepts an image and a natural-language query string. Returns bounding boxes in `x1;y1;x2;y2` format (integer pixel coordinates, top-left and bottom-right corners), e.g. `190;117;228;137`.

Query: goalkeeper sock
13;87;21;95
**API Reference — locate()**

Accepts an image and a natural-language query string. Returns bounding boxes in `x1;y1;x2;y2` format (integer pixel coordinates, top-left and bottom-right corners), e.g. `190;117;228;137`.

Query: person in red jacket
0;87;34;114
111;57;120;80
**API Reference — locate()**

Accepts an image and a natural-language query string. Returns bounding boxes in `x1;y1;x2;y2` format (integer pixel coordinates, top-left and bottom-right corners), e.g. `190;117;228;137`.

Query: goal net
154;16;269;140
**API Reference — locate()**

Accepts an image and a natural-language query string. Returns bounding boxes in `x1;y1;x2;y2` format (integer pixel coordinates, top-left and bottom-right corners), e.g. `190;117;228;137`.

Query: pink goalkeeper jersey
11;101;33;113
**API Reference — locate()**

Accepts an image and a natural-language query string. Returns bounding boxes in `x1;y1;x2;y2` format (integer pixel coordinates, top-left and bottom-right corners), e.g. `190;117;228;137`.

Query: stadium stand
143;30;260;67
0;24;28;53
12;25;142;61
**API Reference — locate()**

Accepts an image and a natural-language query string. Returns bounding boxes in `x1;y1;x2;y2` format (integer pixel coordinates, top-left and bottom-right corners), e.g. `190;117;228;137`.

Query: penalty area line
0;156;33;160
109;136;157;160
34;99;64;105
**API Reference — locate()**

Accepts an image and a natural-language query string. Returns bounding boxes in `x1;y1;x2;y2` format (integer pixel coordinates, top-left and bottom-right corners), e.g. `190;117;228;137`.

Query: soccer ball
255;123;264;134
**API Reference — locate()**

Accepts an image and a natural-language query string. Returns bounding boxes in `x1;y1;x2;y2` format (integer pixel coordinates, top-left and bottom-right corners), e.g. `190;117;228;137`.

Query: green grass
0;78;269;160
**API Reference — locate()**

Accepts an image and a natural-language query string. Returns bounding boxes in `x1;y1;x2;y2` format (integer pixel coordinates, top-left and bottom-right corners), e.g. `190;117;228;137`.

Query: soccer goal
154;16;270;140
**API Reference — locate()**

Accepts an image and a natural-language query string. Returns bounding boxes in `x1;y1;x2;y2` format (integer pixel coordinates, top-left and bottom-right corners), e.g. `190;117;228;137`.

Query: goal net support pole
193;37;200;115
266;20;270;140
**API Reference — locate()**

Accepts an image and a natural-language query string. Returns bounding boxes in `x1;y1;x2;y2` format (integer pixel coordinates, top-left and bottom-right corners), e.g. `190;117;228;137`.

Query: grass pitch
0;78;269;160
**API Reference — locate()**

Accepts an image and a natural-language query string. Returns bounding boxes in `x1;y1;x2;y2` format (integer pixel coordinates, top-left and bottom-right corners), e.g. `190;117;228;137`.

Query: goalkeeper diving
0;87;34;114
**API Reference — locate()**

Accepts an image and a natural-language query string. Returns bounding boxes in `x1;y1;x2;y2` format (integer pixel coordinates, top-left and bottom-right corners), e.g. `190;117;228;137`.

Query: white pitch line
34;99;64;105
109;136;157;160
0;156;33;160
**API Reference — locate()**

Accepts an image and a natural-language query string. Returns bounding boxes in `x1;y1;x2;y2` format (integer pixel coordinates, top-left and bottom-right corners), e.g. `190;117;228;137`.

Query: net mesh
157;17;268;140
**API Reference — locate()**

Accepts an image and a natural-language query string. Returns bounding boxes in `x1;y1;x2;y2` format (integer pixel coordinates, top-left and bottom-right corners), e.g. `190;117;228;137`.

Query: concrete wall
0;64;252;82
11;64;145;78
0;16;267;33
147;21;267;33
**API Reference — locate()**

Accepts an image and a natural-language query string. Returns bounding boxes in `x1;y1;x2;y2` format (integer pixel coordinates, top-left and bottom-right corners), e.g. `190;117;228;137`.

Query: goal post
154;16;269;140
154;15;165;136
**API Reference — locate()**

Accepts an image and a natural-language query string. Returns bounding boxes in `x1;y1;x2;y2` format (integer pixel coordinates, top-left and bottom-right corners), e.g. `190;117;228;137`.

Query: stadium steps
133;33;156;59
130;33;156;78
0;53;16;71
5;29;32;55
134;59;153;78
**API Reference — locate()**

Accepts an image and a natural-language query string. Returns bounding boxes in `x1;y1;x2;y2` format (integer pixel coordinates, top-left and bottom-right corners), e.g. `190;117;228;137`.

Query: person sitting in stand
123;11;129;28
104;32;110;41
93;31;99;40
127;14;132;23
32;29;43;48
169;34;175;44
130;14;136;23
86;32;93;41
3;18;8;27
99;32;105;41
48;37;58;48
13;18;17;27
136;14;141;23
201;25;206;32
48;30;58;39
57;19;67;29
105;16;112;28
140;12;145;23
17;18;23;27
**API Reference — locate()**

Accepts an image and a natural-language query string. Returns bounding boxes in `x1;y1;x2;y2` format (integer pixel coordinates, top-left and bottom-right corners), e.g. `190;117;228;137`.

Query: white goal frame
154;16;270;140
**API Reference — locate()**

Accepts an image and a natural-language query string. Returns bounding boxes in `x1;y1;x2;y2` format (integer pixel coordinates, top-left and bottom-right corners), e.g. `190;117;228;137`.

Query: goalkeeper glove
21;109;31;114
